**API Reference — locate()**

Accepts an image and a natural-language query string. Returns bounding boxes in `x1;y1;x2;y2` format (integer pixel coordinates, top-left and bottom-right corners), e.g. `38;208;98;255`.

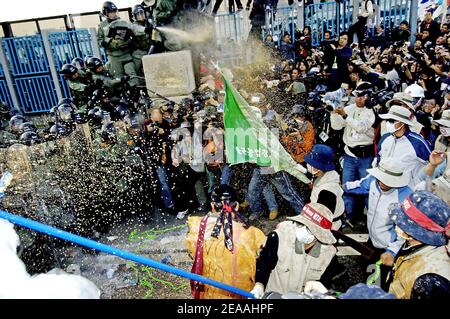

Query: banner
223;75;310;184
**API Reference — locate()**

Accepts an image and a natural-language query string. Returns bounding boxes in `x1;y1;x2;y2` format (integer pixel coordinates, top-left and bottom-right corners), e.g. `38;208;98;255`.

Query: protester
250;203;336;297
388;191;450;299
345;158;413;290
186;185;266;299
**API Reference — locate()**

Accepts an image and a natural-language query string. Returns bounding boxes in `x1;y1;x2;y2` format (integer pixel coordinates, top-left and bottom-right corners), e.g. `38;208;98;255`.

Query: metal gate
47;29;101;99
0;28;102;114
0;65;13;109
263;6;298;48
305;1;352;47
2;35;58;114
215;11;250;44
372;0;411;35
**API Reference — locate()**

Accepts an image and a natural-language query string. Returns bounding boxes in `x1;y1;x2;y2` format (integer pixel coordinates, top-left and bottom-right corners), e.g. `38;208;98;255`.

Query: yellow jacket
186;215;266;299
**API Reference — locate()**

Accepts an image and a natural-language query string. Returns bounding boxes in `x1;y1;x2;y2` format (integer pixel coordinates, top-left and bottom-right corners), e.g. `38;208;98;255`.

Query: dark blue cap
304;144;336;172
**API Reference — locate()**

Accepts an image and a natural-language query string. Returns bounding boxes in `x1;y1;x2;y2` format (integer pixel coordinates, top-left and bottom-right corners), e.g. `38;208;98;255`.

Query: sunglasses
385;119;398;124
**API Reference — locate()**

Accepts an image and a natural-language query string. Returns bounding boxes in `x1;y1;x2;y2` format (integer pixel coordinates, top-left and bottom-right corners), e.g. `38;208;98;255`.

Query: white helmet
404;83;425;98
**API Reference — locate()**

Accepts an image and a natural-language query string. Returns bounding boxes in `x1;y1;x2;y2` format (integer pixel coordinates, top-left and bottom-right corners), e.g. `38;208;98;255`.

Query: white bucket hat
385;92;415;111
432;109;450;128
288;203;336;245
379;104;415;126
367;157;409;188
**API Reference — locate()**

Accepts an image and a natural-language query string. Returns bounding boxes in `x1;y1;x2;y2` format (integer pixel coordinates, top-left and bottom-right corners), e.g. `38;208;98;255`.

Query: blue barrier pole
0;210;255;299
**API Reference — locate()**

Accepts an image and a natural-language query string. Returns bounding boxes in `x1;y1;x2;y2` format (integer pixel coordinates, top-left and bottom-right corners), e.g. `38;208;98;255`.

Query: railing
0;64;13;109
47;29;99;99
371;0;411;35
2;35;57;113
263;6;298;48
305;1;352;47
0;28;101;114
215;11;251;44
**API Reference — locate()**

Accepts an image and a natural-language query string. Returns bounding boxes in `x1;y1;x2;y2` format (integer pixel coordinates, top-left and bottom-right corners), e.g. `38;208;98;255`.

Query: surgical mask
440;126;450;137
307;163;319;175
386;121;403;134
395;226;412;241
295;118;305;125
295;226;315;244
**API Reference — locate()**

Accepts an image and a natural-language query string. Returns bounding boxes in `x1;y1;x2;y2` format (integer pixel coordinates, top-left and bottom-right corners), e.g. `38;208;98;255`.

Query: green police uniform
91;71;122;96
97;18;140;87
67;72;92;108
131;21;152;74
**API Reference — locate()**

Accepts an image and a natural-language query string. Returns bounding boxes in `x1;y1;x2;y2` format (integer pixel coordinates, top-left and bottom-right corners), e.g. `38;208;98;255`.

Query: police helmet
84;55;93;66
49;124;70;137
60;64;78;78
101;122;116;140
86;57;103;71
71;57;85;70
9;115;27;133
58;97;74;107
20;131;39;145
58;103;75;122
115;103;130;119
133;4;146;20
18;121;36;133
102;1;118;16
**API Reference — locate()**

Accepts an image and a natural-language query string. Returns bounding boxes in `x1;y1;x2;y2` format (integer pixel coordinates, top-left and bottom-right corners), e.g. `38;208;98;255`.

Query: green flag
223;75;310;184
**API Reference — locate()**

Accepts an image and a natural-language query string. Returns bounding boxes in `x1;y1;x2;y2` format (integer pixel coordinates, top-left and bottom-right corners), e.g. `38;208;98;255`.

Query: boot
269;210;279;220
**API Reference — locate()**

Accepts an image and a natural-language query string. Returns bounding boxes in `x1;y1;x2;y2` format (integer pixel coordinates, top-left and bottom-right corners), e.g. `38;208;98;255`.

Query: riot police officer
60;64;92;107
132;4;153;74
97;1;140;86
85;57;123;95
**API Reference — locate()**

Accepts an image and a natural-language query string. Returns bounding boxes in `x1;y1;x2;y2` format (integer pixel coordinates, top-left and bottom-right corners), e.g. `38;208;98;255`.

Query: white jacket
345;175;412;255
265;221;336;294
377;130;432;188
330;104;375;157
310;170;345;230
0;219;100;299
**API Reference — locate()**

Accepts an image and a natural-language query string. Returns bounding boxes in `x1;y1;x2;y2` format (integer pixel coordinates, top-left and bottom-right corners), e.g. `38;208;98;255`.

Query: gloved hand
145;19;154;34
304;281;328;294
250;282;265;299
296;163;307;174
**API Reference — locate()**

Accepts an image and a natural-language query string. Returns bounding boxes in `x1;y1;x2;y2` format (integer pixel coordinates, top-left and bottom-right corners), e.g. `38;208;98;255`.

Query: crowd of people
0;1;449;300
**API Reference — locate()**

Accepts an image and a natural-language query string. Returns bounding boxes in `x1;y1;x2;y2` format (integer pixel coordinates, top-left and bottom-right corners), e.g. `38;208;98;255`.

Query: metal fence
0;28;101;114
2;34;58;113
262;2;352;48
372;0;411;35
47;29;100;99
306;1;352;47
0;64;13;108
215;11;251;44
263;6;298;48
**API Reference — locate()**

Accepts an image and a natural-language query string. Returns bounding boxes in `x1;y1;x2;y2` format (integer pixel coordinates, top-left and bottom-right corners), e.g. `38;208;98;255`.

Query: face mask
440;126;450;137
395;226;412;241
386;121;403;134
295;226;315;244
295;118;305;125
307;163;319;175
